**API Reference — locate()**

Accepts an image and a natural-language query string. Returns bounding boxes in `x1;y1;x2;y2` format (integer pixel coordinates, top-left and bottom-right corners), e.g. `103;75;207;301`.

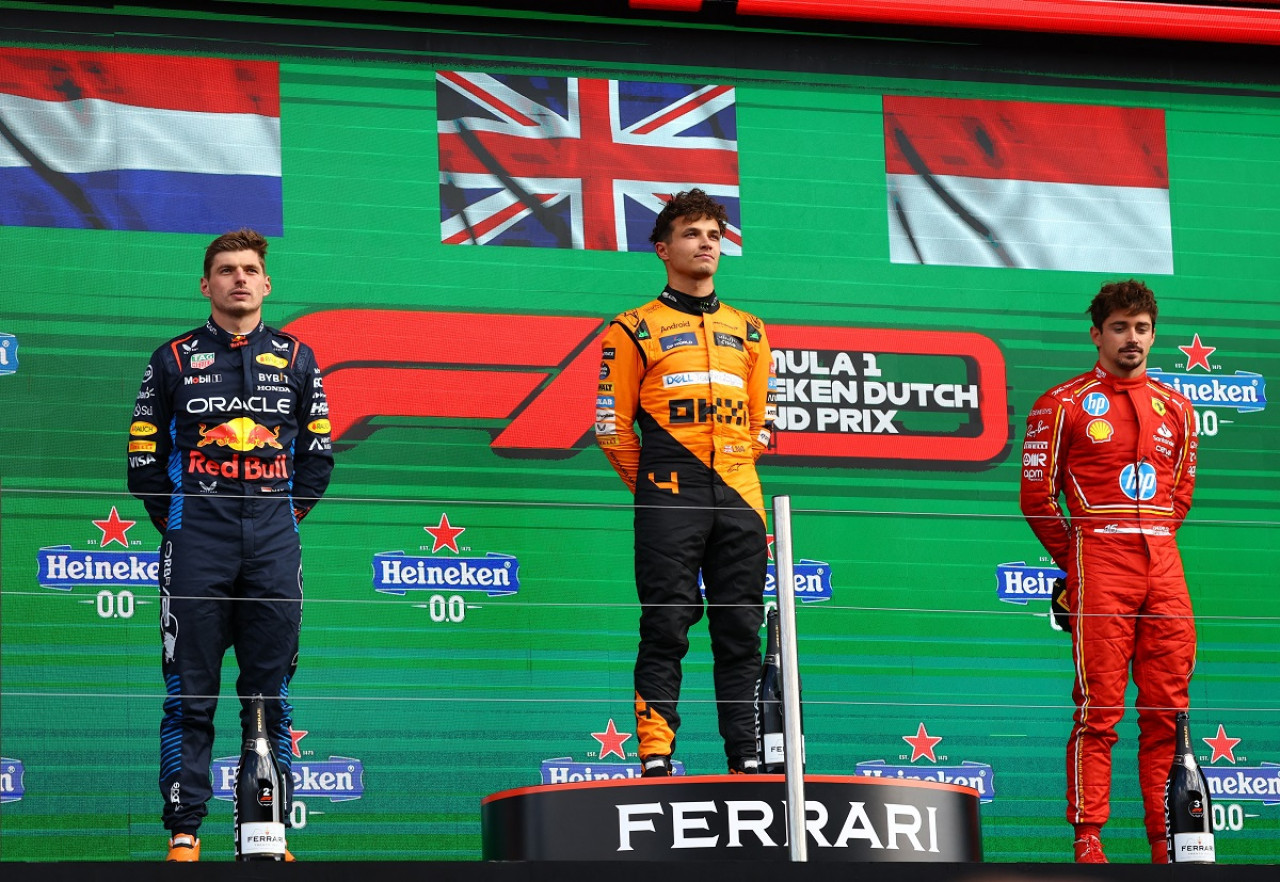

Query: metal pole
771;494;807;861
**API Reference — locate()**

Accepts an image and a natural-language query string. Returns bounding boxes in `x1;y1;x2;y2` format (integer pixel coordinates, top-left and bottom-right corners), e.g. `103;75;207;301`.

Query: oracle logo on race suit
281;310;1008;465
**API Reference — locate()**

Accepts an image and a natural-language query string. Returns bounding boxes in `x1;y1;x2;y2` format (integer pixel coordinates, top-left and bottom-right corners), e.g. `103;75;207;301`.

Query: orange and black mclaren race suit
1020;362;1198;852
128;318;333;837
596;285;777;768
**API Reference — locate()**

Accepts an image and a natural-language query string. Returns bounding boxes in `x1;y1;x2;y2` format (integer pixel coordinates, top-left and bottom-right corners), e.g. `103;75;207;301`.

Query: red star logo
92;506;136;548
766;533;775;561
289;727;309;758
424;513;466;553
903;722;942;763
590;718;632;760
1178;334;1217;372
1203;724;1241;764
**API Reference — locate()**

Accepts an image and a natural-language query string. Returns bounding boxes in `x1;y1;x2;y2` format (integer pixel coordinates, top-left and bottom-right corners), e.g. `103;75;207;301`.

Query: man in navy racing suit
128;229;333;861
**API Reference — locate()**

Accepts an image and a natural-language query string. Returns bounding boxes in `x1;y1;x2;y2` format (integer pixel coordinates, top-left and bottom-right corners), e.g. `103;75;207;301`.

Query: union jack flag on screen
436;71;741;252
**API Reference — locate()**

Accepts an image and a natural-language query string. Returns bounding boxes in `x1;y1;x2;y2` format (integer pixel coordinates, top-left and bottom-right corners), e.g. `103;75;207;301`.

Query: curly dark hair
203;229;269;277
648;188;729;244
1087;279;1158;329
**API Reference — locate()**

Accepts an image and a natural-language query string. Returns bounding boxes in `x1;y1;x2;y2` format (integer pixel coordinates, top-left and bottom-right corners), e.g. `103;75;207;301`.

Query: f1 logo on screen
281;310;1008;464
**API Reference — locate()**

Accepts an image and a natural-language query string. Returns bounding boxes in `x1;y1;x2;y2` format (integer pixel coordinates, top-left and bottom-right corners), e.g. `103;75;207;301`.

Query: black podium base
482;774;983;861
8;861;1280;881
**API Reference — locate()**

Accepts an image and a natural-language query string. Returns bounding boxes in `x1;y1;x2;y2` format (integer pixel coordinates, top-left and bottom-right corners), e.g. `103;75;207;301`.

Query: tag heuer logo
190;353;215;370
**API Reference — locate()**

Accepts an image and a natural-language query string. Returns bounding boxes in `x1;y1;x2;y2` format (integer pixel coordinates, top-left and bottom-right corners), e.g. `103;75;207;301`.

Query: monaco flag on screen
0;50;281;234
436;71;740;252
884;96;1172;274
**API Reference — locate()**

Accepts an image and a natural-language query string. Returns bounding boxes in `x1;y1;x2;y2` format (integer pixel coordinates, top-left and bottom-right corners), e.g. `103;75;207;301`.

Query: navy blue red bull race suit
595;286;777;767
128;318;333;835
1020;362;1198;850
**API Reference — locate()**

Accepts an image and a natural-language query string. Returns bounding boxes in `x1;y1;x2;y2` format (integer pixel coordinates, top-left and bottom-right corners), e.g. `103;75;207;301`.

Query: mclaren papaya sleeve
745;317;776;462
595;316;646;493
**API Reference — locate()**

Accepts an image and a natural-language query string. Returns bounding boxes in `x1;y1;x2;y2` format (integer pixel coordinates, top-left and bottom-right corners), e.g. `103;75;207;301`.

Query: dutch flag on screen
0;49;281;235
884;95;1172;274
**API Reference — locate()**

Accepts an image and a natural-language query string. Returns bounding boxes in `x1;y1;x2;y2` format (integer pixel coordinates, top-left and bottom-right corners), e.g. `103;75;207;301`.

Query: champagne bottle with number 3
1164;711;1216;863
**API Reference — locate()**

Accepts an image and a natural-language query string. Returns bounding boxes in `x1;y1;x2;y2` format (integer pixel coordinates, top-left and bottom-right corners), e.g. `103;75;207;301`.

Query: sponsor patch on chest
659;332;698;352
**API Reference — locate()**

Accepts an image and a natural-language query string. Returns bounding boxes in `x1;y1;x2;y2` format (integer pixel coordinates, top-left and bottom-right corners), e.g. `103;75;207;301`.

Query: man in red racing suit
1020;280;1198;864
595;189;776;775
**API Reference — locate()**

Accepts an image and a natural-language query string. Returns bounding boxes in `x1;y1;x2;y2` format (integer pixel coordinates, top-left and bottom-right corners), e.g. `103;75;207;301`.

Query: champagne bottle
1164;711;1216;864
234;695;287;861
757;608;785;773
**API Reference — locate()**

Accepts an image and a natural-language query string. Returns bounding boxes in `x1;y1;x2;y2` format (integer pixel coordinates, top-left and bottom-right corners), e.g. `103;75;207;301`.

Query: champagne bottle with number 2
234;695;287;861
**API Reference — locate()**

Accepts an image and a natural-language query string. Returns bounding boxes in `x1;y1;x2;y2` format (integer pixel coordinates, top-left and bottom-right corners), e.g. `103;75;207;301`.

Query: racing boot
1073;833;1108;864
165;833;200;862
641;754;673;777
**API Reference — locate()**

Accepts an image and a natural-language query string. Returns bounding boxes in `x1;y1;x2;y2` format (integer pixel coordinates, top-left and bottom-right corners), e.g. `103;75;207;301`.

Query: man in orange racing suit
595;189;776;776
1020;280;1198;864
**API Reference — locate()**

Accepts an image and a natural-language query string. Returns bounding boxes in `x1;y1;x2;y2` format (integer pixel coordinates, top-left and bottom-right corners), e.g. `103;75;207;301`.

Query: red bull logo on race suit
197;418;283;452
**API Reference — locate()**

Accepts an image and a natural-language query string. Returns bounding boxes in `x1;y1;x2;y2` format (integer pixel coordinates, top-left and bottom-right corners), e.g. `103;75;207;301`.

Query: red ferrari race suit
595;285;776;767
1020;362;1198;846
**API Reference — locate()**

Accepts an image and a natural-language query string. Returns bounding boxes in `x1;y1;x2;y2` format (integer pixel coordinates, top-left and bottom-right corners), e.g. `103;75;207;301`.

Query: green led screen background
2;1;1278;863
